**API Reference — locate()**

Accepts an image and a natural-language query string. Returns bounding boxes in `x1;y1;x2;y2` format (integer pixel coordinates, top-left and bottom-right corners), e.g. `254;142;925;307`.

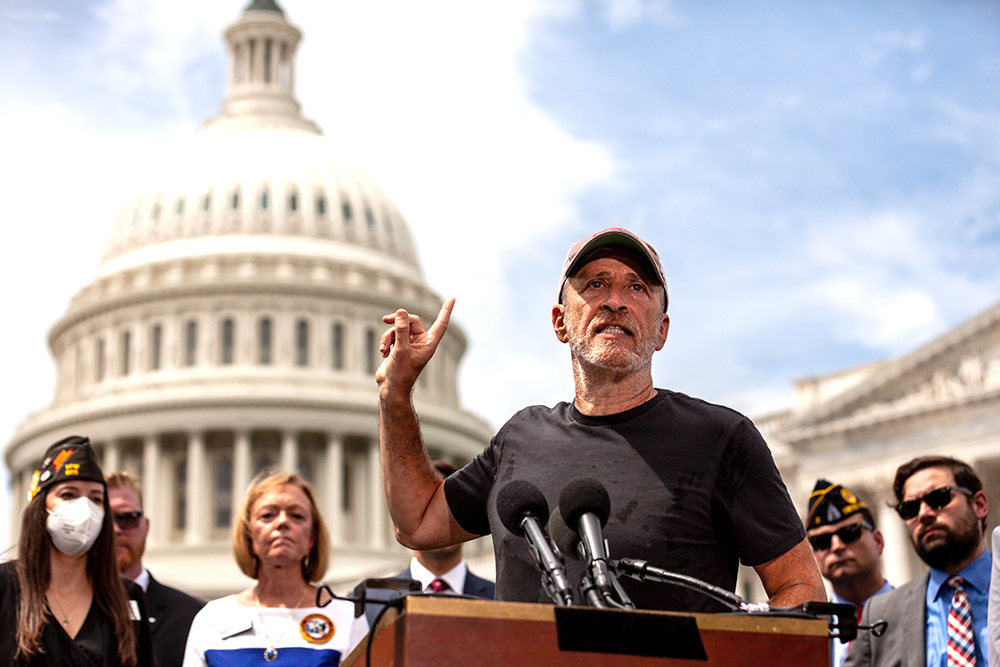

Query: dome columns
204;8;319;134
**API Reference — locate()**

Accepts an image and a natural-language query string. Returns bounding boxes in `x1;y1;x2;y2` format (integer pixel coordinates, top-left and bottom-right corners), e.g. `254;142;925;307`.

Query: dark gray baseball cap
557;228;668;311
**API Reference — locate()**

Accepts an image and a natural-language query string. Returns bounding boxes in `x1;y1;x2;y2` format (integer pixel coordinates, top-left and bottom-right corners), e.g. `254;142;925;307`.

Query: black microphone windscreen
558;477;611;527
547;506;581;561
496;480;550;536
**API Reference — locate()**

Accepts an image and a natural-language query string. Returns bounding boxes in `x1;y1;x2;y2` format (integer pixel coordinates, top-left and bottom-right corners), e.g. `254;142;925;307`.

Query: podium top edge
401;596;828;637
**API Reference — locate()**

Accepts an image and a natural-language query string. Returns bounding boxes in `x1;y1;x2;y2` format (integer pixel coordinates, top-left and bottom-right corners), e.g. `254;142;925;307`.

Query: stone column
141;435;162;547
102;439;121;477
233;430;252;509
281;431;298;475
367;437;386;549
186;432;207;545
325;433;344;546
878;495;912;586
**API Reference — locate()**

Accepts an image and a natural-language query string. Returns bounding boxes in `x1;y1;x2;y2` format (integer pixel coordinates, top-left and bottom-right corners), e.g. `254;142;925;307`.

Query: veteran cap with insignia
807;478;871;528
28;435;105;501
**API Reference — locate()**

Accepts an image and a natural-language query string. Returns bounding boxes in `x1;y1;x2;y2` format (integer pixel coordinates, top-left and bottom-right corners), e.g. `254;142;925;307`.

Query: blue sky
1;0;999;547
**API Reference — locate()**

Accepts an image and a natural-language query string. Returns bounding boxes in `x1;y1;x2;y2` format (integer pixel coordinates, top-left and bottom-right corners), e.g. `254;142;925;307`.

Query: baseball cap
558;228;668;311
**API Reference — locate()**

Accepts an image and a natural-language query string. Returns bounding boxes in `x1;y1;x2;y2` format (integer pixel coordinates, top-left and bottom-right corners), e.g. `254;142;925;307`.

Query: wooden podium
341;596;830;667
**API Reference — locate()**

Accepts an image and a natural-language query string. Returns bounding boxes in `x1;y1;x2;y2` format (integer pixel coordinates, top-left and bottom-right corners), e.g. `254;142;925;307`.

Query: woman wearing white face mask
0;436;153;666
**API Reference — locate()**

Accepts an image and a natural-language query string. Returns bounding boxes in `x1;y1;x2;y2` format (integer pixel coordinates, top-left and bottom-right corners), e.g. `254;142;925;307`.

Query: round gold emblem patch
300;614;334;643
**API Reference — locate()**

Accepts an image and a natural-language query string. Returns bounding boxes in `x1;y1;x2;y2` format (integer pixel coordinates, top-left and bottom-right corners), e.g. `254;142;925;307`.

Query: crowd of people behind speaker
6;229;1000;666
181;469;368;667
0;436;152;666
806;479;894;667
845;455;993;667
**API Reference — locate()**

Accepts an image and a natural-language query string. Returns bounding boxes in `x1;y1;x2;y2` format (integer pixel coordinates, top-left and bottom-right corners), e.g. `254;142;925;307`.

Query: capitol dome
5;0;493;597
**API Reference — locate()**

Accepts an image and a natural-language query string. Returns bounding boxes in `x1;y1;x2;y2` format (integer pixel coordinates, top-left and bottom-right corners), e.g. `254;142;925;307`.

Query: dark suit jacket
145;571;206;667
843;573;928;667
363;564;496;627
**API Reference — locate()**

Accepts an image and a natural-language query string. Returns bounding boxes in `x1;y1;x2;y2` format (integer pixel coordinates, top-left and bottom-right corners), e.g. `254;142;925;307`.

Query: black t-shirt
444;389;805;612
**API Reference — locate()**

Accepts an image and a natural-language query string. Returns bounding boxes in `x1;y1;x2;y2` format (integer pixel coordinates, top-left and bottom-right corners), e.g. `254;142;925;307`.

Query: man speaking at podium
375;228;825;611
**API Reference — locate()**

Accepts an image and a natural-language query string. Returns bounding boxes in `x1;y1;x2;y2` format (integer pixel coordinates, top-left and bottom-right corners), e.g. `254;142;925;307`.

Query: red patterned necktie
947;576;977;667
428;578;450;593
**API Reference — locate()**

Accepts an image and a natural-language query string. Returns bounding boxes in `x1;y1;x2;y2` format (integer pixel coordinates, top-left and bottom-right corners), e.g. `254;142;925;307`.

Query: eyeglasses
808;521;873;551
113;511;143;530
894;486;972;521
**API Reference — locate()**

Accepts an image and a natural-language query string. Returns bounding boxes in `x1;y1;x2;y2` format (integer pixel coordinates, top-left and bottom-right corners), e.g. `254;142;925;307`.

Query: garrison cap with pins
28;435;106;501
557;228;668;311
807;478;869;528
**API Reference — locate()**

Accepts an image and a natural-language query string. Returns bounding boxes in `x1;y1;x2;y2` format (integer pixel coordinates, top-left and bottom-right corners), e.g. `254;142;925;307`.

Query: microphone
496;480;574;606
557;477;634;609
548;507;606;607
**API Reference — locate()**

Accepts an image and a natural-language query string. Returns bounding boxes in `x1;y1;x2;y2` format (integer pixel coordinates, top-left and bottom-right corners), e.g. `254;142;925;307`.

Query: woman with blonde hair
0;435;152;666
183;470;367;666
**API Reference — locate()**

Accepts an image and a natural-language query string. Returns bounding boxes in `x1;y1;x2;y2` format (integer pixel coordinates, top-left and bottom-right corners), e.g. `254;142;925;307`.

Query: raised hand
376;298;455;396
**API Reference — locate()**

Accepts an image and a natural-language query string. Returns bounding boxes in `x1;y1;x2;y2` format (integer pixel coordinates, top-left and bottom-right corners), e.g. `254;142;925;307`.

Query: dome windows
288;192;298;213
365;327;378;375
341;198;352;223
185;320;198;366
260;189;270;210
121;330;131;375
221;318;235;365
258;317;272;364
316;195;326;217
331;322;344;370
295;319;309;366
202;193;212;212
96;338;106;382
150;325;162;371
263;39;273;84
231;190;240;210
176;197;185;216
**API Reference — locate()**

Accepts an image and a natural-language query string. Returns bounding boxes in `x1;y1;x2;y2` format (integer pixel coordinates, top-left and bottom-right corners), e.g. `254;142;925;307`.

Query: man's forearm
378;389;445;547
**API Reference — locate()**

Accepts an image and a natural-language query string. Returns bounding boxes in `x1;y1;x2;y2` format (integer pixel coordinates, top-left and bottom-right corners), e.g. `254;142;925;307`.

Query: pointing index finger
428;298;456;339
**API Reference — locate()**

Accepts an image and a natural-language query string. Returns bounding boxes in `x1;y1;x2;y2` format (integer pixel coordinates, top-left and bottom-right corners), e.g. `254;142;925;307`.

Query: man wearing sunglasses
807;480;893;667
107;471;205;667
844;456;990;667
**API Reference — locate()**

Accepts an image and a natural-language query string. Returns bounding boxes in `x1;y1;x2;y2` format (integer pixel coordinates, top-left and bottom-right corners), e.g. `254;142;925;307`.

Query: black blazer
144;572;206;667
363;564;496;627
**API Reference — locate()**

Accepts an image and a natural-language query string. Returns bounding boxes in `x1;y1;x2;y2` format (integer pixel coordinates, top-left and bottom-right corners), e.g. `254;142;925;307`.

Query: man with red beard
375;228;824;611
107;471;205;667
845;456;991;667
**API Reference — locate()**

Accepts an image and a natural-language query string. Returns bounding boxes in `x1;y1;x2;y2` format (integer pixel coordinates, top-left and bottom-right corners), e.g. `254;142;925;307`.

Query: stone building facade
4;0;493;599
760;298;1000;592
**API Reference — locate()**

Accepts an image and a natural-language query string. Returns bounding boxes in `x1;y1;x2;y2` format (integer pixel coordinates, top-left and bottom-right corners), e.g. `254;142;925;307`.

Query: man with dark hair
375;228;825;611
364;461;495;626
106;471;205;667
806;479;892;667
845;456;991;667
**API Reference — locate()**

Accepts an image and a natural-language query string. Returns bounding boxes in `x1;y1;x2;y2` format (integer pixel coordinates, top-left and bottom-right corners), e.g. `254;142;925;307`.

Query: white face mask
47;496;106;556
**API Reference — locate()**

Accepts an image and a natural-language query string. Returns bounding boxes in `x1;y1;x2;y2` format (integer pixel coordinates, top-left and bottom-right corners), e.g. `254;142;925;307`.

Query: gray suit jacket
844;572;928;667
988;527;1000;667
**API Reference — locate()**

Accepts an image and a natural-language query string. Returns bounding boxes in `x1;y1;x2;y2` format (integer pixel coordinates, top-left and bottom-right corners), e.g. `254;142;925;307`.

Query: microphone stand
611;558;881;642
612;558;748;611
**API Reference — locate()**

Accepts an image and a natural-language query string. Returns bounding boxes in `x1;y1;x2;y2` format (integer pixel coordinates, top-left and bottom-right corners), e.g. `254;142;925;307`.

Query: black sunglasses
894;486;972;521
113;511;143;530
808;521;873;551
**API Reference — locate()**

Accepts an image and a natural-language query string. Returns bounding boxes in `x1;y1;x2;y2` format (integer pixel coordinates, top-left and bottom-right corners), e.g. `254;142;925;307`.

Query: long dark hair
15;487;139;664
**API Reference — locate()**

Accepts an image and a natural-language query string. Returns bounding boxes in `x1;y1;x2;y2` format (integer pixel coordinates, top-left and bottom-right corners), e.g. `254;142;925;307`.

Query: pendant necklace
254;584;308;662
47;589;86;626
